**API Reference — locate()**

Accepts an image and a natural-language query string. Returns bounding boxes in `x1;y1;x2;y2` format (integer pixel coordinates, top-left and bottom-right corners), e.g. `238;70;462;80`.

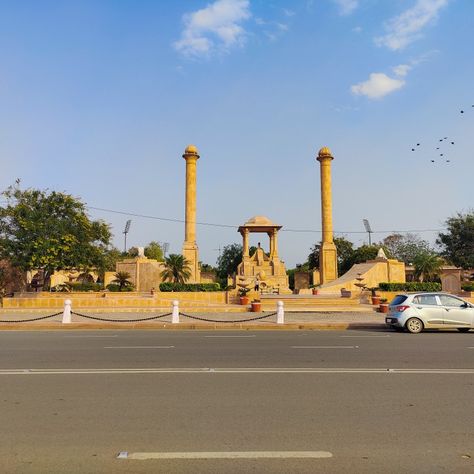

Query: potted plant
310;285;319;295
379;298;389;313
238;287;251;305
251;298;262;312
367;287;380;305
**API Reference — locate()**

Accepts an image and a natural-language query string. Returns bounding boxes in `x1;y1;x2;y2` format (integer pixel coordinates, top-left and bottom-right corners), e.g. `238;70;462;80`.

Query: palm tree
160;254;192;284
111;271;133;290
413;252;444;283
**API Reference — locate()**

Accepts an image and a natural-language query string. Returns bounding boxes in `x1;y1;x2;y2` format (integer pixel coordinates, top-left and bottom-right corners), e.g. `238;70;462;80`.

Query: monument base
319;241;338;284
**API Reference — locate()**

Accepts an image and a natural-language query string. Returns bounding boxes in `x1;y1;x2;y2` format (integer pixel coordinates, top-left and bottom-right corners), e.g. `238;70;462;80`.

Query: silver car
385;292;474;333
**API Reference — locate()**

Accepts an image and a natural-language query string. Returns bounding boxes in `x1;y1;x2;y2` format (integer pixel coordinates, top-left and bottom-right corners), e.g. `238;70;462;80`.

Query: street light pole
123;220;131;253
363;219;373;246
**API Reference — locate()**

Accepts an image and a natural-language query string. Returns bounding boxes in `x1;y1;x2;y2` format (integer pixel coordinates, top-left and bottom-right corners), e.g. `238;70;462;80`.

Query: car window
417;295;438;306
390;295;407;305
438;295;464;307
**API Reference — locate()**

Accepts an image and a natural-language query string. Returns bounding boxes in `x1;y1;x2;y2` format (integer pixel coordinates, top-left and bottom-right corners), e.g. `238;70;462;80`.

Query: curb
0;322;385;331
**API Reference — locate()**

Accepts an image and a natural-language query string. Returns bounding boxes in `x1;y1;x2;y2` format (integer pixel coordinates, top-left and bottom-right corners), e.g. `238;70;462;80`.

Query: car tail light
397;305;410;312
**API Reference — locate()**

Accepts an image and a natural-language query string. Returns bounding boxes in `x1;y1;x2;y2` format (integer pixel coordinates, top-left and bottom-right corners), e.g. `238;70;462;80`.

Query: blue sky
0;0;473;267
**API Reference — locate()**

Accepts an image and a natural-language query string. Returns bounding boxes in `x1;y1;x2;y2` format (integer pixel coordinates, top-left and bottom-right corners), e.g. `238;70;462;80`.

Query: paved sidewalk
0;310;386;330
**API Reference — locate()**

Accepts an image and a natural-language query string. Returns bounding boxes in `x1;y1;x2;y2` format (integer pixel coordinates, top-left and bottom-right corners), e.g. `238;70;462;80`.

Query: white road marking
104;346;174;349
205;335;256;338
291;346;359;349
118;451;333;460
2;367;474;375
341;335;391;338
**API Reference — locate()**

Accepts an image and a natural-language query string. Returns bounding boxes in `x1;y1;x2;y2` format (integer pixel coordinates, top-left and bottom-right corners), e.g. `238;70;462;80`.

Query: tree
412;252;444;282
307;237;355;275
216;244;243;280
215;243;258;280
382;233;432;264
111;271;133;290
144;241;164;261
101;248;123;272
437;212;474;269
161;254;191;284
0;184;111;287
200;263;216;273
0;259;26;296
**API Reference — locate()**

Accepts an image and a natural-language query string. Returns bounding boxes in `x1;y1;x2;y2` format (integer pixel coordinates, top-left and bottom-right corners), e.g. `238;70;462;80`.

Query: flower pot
379;303;389;313
312;289;318;295
240;296;250;305
251;301;262;312
371;296;381;305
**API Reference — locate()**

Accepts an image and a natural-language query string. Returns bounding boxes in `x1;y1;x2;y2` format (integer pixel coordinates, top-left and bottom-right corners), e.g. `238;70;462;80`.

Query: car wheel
406;317;424;334
457;328;470;333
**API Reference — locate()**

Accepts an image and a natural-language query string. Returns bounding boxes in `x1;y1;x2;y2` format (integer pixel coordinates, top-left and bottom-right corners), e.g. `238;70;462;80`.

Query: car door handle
445;308;450;311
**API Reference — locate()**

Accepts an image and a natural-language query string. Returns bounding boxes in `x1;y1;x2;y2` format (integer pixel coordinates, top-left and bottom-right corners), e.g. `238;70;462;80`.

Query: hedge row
159;282;221;292
462;283;474;292
106;284;134;292
378;282;442;292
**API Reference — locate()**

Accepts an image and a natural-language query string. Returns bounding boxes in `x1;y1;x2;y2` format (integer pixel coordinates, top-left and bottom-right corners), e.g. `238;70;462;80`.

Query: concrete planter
371;296;381;305
251;301;262;312
240;296;250;305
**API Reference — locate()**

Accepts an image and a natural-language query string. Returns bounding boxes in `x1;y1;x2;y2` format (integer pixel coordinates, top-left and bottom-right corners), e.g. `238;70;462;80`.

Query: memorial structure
234;216;291;294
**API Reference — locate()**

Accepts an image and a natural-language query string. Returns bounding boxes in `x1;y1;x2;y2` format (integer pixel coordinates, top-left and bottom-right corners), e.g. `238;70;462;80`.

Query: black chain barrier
0;312;63;323
70;311;173;323
178;311;278;323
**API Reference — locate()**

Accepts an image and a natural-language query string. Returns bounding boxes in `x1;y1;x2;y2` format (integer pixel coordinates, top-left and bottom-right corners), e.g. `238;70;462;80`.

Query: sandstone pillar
182;144;200;283
317;147;338;283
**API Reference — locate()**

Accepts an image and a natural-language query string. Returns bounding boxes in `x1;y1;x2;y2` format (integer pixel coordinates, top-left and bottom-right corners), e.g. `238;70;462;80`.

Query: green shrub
159;282;221;292
461;283;474;292
106;283;134;292
378;282;442;292
67;282;103;292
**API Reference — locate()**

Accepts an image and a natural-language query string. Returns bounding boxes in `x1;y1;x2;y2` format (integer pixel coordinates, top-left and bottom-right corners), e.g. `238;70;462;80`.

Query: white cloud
332;0;359;16
375;0;449;50
351;73;405;99
392;64;411;77
174;0;251;58
352;26;363;33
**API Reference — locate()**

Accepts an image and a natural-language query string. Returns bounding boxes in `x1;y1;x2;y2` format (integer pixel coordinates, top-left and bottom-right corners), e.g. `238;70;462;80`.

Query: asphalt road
1;330;474;473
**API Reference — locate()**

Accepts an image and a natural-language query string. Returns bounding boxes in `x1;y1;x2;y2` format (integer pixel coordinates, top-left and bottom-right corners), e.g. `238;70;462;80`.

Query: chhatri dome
318;146;332;157
244;215;277;227
184;144;199;155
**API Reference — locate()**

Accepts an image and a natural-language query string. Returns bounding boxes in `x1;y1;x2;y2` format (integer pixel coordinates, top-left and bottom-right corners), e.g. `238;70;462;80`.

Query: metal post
62;299;72;324
277;301;284;324
172;300;180;324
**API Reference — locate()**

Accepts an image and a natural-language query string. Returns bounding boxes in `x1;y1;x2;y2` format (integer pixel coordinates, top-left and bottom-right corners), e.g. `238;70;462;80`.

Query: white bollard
62;299;72;324
277;301;284;324
172;300;180;324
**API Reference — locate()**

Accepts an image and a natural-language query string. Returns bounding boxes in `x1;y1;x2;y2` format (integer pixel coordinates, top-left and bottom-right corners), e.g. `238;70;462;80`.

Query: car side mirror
460;302;469;308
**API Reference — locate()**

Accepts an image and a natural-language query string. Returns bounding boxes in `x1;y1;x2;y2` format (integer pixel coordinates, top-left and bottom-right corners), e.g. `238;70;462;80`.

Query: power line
87;205;446;235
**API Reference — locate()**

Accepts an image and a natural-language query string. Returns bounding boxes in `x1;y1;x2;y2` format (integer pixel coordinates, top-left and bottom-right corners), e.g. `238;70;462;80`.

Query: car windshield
390;295;407;305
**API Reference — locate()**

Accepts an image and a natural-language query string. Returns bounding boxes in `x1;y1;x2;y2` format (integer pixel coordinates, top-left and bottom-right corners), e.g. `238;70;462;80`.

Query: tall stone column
317;147;338;284
182;144;200;283
242;229;250;259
